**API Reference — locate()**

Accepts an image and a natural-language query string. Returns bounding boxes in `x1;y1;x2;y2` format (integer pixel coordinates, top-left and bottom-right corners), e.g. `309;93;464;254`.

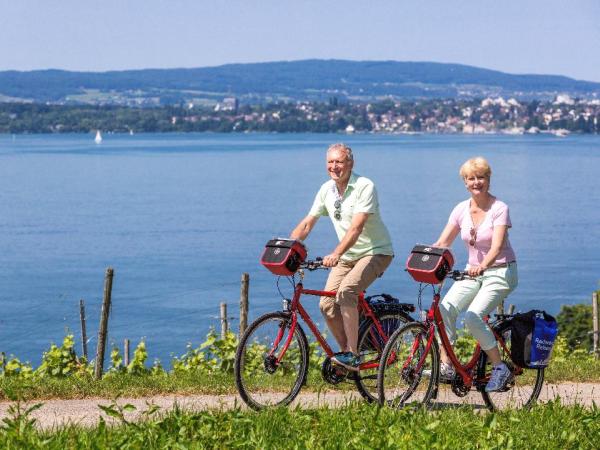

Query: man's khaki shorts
319;254;393;319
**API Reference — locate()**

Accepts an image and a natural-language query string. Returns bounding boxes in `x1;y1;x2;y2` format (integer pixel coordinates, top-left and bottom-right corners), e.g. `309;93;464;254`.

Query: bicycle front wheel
234;311;309;410
355;312;412;403
377;322;439;409
478;320;545;411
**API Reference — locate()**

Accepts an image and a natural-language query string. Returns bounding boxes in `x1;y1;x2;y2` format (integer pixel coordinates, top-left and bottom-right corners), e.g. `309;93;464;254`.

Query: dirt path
1;383;598;430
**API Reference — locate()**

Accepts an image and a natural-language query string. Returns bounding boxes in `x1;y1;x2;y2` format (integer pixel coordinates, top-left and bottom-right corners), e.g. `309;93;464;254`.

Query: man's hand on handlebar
322;253;341;267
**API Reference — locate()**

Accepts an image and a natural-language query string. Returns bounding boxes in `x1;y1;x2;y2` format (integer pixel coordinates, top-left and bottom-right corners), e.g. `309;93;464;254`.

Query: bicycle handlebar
300;257;328;271
447;270;475;281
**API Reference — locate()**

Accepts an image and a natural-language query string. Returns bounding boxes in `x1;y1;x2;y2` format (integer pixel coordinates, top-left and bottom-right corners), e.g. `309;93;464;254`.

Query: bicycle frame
271;274;392;372
423;284;481;388
412;281;513;389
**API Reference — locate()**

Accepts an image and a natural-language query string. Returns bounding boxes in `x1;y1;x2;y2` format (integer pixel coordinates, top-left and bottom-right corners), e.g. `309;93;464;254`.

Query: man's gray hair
327;143;354;161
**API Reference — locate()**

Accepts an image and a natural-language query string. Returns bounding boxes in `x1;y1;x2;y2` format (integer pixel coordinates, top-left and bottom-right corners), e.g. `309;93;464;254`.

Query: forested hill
1;59;599;105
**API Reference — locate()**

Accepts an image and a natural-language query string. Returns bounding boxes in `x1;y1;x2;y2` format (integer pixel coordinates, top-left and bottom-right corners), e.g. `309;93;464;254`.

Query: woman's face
464;172;490;196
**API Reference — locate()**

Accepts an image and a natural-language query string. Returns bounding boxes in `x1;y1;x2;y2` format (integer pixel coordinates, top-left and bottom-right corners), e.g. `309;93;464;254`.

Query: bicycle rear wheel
377;322;439;409
355;312;411;402
478;320;545;411
234;311;309;410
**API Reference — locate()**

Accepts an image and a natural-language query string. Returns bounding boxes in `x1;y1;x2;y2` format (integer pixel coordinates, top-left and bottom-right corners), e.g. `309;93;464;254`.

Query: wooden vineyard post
124;339;130;367
239;273;249;337
79;299;88;360
220;302;228;339
94;267;114;380
593;291;599;359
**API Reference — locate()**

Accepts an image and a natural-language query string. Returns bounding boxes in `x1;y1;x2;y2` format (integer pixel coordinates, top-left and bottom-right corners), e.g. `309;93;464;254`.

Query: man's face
326;148;353;184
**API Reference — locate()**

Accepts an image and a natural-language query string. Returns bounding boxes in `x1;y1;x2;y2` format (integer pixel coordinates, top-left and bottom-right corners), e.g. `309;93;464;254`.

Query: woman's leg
438;278;480;364
464;264;518;364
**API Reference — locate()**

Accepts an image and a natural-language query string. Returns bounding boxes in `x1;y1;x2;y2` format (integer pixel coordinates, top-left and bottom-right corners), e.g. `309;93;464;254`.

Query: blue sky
2;0;599;81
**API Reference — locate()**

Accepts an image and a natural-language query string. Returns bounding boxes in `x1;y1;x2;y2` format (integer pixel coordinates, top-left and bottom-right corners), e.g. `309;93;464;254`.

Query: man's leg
320;261;353;350
337;255;393;354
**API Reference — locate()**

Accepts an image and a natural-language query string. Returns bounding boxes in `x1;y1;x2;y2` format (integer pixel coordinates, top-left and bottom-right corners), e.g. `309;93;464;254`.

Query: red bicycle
234;258;415;410
376;270;545;411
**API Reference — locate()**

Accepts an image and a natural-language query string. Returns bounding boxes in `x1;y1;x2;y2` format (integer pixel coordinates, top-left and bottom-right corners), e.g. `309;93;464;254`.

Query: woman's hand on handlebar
466;265;486;277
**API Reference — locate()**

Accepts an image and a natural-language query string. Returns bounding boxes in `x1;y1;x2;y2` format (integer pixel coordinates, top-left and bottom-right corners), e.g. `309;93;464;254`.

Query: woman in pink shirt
433;156;518;392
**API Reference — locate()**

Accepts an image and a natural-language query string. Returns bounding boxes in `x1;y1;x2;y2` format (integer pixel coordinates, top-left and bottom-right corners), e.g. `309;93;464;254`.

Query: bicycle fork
267;312;299;367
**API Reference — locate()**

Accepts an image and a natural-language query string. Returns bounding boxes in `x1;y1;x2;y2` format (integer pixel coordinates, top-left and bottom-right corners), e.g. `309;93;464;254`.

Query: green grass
0;372;237;401
545;358;600;384
2;358;600;402
1;401;599;449
0;370;350;402
2;331;599;402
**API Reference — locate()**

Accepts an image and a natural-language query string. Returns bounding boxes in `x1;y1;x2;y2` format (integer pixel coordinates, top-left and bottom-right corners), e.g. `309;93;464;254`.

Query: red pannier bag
260;239;307;276
406;245;454;284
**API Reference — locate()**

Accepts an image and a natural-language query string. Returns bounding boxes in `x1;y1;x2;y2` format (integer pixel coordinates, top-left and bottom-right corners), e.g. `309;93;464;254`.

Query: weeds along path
0;383;599;430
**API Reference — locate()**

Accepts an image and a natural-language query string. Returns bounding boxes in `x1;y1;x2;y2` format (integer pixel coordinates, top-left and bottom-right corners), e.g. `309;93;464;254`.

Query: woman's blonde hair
459;157;492;179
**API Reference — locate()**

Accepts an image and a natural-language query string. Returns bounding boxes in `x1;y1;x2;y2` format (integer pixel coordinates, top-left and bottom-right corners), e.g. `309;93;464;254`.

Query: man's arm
290;215;319;241
322;212;369;267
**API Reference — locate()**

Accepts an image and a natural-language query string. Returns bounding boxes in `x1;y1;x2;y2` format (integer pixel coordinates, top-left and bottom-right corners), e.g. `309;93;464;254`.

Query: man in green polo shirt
290;143;394;371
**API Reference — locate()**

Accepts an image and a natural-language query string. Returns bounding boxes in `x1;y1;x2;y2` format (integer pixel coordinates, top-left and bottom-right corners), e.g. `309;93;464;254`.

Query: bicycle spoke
235;312;308;410
378;323;439;409
479;323;544;411
355;313;410;403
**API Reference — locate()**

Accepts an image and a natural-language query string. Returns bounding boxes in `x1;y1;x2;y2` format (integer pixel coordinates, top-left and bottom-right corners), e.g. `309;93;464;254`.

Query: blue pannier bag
530;312;559;367
510;310;558;368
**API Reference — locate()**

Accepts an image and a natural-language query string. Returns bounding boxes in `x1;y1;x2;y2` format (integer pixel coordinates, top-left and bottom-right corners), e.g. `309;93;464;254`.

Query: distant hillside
1;59;599;105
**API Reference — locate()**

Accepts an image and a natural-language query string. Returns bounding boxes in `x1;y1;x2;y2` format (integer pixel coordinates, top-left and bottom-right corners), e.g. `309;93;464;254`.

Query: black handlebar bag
260;239;307;276
510;310;558;368
405;245;454;284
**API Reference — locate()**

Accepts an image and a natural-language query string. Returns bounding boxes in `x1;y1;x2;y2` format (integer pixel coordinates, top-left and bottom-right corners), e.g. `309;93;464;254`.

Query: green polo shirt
309;172;394;261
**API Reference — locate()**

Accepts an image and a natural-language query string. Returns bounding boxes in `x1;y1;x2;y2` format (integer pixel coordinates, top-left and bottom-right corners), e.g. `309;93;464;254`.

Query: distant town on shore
1;95;598;135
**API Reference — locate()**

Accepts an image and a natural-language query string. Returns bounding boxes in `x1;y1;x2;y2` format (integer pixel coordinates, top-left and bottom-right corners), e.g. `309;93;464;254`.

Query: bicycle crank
263;355;278;374
451;375;470;397
321;357;348;384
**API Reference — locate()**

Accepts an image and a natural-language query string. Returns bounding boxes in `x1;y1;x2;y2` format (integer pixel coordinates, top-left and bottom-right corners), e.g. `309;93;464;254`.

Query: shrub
557;303;593;351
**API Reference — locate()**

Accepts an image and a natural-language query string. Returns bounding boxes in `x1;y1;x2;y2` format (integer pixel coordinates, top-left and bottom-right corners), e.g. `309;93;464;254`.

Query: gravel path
1;383;598;430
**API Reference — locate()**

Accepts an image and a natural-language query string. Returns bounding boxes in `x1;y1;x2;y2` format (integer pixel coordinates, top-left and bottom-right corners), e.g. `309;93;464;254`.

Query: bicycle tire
234;311;309;410
377;322;440;409
478;319;545;411
355;312;412;403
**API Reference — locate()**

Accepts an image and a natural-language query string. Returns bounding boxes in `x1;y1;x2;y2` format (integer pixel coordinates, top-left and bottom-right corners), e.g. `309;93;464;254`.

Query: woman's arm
433;222;460;248
468;225;508;276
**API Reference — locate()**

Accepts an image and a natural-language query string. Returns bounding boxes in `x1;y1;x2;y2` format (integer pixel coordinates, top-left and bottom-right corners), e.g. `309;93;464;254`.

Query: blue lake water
0;133;599;366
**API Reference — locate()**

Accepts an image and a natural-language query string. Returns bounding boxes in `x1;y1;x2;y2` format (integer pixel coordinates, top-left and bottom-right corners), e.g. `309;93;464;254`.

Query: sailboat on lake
94;130;103;144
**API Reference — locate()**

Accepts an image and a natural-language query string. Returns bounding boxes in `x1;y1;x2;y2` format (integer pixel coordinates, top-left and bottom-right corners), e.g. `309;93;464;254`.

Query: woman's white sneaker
485;362;514;392
423;362;455;382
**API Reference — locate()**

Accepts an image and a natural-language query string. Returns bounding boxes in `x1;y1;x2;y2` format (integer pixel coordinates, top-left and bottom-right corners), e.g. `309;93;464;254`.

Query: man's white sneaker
485;362;514;392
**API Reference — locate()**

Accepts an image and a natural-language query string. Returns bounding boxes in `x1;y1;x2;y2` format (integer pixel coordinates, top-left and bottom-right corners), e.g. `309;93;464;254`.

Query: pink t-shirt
448;198;517;268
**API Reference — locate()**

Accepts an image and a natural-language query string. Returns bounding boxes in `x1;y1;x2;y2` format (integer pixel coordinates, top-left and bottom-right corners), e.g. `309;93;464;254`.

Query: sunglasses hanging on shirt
334;199;342;220
469;227;477;246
